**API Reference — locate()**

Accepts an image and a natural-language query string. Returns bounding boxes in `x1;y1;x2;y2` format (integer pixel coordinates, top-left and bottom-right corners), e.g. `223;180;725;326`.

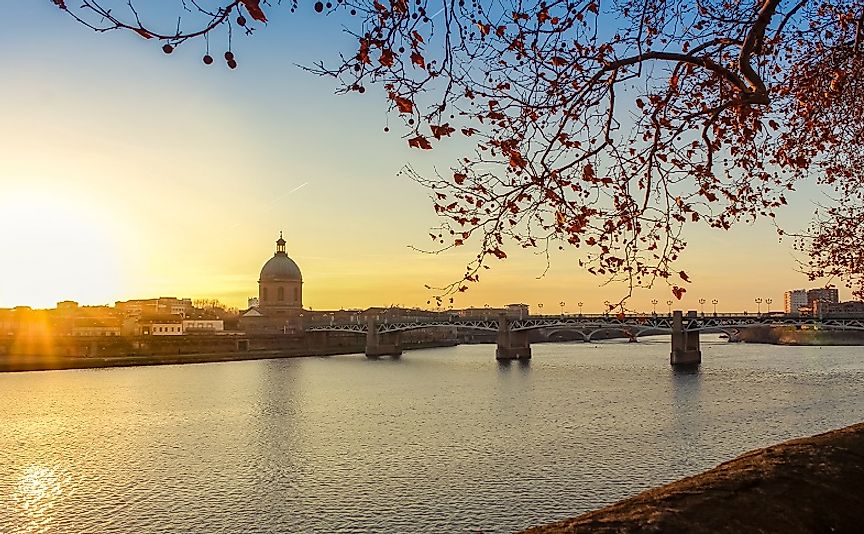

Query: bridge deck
306;314;864;335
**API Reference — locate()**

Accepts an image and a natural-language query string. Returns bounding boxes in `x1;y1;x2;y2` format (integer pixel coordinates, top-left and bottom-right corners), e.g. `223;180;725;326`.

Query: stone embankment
739;326;864;345
0;339;456;373
520;422;864;533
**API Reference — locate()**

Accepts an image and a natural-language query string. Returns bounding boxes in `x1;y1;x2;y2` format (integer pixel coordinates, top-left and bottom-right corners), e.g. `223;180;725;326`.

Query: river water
2;336;863;533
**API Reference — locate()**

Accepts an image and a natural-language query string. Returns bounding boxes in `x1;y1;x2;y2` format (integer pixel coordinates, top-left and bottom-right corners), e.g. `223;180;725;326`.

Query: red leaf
672;286;686;300
134;28;153;39
379;50;395;67
453;172;467;184
241;0;268;22
411;51;426;69
408;136;433;150
390;93;413;114
461;128;477;137
555;211;566;225
357;39;371;64
509;150;527;169
550;57;567;67
537;7;549;24
679;271;690;282
431;123;455;139
582;163;596;181
412;30;424;43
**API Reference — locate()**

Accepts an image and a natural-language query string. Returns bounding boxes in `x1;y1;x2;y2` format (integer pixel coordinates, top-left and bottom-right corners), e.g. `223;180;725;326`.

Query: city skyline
0;2;850;312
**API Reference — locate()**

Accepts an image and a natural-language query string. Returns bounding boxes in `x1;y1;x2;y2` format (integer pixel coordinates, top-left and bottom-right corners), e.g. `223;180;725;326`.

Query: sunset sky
0;1;849;313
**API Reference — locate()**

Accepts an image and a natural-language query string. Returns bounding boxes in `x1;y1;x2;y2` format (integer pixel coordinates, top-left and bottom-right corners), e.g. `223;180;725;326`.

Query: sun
0;189;124;308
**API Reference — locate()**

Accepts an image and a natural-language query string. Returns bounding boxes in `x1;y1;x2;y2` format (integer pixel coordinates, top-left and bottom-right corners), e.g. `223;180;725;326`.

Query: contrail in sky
226;181;309;231
259;181;309;213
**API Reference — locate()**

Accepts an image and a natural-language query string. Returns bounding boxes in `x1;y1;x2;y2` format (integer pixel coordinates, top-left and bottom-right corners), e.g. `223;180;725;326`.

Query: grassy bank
520;422;864;533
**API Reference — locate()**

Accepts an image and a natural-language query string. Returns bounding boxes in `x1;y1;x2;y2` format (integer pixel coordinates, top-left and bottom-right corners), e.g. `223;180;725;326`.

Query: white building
784;290;808;314
135;315;184;336
182;319;224;334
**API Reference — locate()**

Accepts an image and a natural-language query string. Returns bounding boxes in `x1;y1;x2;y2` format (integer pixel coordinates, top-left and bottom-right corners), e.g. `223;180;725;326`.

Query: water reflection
2;339;864;534
496;359;532;372
671;363;701;376
11;465;67;534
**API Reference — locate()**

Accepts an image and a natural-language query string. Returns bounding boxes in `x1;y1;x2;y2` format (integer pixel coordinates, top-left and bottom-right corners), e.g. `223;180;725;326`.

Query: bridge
306;312;864;366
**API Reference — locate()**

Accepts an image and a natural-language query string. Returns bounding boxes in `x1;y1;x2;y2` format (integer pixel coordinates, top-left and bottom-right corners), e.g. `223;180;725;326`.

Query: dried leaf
408;136;433;149
241;0;268;22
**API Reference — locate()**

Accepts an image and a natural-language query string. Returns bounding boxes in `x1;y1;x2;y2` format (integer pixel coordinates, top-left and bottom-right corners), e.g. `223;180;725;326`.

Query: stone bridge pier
496;315;532;360
365;317;403;358
671;310;701;366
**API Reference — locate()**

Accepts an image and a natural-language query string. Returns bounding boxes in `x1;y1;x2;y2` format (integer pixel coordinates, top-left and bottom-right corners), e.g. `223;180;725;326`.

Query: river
2;336;863;533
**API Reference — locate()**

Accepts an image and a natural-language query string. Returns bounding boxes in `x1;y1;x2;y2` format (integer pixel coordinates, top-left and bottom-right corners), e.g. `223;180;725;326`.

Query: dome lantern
276;231;286;255
259;234;302;283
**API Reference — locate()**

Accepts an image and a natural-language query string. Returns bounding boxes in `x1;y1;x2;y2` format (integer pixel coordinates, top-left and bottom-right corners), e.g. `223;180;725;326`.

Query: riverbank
0;339;456;373
739;325;864;345
520;422;864;533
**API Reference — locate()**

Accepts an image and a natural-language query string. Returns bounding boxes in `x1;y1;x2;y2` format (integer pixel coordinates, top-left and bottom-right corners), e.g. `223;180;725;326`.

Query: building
807;288;840;315
784;290;808;314
258;233;303;312
135;315;184;336
814;300;864;316
241;234;305;335
182;319;224;334
115;297;193;318
807;288;839;307
72;318;122;337
506;303;530;318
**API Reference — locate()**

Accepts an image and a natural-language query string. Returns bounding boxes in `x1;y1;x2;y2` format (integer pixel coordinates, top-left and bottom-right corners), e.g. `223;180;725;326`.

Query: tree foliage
51;0;864;300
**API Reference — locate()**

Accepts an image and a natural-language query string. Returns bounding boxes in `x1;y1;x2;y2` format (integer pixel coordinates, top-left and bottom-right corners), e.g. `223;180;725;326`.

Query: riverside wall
521;422;864;533
738;326;864;345
0;333;456;373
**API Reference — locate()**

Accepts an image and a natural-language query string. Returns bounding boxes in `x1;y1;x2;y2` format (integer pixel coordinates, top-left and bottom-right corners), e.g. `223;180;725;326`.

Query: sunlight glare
10;464;69;534
0;191;124;308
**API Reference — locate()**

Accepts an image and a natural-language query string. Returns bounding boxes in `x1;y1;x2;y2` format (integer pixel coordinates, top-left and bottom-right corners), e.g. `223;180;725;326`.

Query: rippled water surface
2;337;864;533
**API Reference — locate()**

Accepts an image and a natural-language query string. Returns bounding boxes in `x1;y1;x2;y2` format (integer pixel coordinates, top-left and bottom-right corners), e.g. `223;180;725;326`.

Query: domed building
258;233;303;312
241;234;305;335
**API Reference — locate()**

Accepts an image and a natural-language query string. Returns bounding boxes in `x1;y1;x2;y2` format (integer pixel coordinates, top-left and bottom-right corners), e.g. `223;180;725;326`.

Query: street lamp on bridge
559;301;566;316
578;302;583;316
651;299;658;315
699;298;706;316
666;300;673;316
603;301;610;317
538;303;544;316
765;298;773;313
712;299;718;316
755;298;763;315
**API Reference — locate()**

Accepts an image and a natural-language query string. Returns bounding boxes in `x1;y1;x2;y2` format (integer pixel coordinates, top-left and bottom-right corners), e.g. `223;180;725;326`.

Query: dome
259;254;302;282
259;234;302;282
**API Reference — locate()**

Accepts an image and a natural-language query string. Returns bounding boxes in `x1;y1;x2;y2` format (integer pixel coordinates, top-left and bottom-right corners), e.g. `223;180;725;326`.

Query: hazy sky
0;1;847;312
